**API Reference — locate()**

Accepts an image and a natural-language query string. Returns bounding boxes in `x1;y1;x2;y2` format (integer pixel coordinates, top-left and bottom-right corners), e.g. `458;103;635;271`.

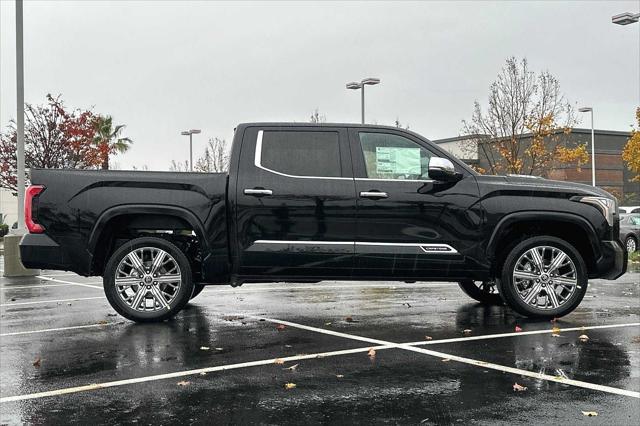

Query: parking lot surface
1;259;639;425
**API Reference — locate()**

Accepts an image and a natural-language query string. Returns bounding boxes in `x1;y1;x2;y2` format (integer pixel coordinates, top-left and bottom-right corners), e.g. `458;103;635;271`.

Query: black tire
498;236;588;319
103;237;194;323
190;284;205;300
625;236;637;253
458;280;503;305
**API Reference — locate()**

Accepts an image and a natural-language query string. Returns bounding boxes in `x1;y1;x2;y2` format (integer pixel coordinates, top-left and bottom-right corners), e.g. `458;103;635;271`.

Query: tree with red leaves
0;94;131;192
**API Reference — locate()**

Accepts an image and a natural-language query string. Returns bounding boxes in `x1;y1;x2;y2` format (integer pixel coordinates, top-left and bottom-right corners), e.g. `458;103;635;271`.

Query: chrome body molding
247;240;458;255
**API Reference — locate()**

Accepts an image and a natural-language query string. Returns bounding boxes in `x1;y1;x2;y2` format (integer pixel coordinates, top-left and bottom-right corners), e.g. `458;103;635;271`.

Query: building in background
0;188;18;228
435;128;638;203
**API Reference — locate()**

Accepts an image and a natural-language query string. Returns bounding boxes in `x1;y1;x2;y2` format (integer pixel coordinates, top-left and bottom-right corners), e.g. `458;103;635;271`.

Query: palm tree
93;115;133;170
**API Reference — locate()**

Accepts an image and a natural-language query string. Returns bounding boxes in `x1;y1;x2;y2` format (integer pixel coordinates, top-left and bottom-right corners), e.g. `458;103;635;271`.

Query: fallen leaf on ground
368;348;376;358
345;316;354;322
463;329;472;336
402;302;412;308
97;320;109;325
177;381;190;386
284;382;296;390
552;326;561;334
324;322;332;326
200;346;210;351
424;336;433;341
284;364;299;371
578;334;589;343
274;358;285;365
276;324;286;331
515;325;523;332
199;372;207;376
513;383;527;392
631;336;640;344
33;357;41;368
441;358;451;362
107;313;118;317
336;374;344;378
581;411;598;417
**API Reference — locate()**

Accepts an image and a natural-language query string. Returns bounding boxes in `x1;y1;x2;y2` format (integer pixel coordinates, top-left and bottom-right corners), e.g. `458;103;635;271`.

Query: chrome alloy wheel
512;246;578;310
626;237;637;253
114;247;182;312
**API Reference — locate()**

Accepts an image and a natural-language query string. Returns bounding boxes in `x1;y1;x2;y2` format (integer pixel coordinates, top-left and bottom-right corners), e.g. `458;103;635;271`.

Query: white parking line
0;323;117;337
409;322;640;347
0;296;104;307
0;345;393;403
1;319;638;402
1;284;80;290
256;316;640;399
36;276;102;289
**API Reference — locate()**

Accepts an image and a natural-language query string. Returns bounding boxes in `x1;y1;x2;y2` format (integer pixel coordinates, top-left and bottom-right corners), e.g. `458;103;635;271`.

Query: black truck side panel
25;169;228;277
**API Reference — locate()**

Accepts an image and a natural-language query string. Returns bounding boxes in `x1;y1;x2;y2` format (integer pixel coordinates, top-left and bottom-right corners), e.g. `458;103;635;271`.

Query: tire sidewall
458;279;504;305
103;237;194;322
498;236;588;318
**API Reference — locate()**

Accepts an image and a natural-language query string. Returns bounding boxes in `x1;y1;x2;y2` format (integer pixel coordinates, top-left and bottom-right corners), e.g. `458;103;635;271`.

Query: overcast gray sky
1;0;639;170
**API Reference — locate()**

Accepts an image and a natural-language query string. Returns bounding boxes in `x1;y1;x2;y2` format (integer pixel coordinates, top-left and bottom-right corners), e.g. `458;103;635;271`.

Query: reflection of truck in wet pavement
19;123;626;322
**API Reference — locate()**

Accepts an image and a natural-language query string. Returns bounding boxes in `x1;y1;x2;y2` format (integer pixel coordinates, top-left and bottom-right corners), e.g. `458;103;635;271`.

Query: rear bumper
19;233;69;271
594;240;627;280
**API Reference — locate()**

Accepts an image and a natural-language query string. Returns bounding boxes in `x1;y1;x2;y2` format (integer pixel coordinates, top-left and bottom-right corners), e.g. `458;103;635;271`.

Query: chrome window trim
254;130;352;181
355;178;435;183
254;240;353;245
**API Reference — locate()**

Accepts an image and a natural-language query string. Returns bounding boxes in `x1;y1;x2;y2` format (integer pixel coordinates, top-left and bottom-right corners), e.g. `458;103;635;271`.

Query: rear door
349;128;482;279
235;125;357;278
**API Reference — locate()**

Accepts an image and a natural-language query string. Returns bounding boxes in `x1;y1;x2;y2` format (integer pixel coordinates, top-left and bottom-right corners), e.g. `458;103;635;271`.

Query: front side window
359;132;432;180
260;131;341;177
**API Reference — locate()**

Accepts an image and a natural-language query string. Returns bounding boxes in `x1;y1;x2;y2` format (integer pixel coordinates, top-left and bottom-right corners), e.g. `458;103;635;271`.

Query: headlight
576;196;617;226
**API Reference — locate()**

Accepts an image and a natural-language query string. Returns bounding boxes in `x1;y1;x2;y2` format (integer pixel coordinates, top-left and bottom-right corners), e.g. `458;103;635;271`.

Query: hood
475;174;615;199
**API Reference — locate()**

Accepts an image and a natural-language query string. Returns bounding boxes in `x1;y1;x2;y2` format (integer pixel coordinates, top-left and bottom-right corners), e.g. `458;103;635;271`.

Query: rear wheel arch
487;212;600;278
89;205;209;276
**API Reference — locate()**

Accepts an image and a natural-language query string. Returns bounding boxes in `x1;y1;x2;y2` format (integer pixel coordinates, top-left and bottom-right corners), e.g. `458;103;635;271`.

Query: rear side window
259;131;341;177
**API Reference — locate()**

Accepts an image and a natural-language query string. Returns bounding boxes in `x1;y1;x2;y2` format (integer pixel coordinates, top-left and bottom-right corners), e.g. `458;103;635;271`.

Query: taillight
25;185;45;234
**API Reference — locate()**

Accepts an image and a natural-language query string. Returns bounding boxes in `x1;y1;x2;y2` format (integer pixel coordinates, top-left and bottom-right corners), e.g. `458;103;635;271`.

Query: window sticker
375;147;421;175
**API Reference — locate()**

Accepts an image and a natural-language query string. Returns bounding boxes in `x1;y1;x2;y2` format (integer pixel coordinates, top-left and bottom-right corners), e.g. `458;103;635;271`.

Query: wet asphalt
0;260;639;425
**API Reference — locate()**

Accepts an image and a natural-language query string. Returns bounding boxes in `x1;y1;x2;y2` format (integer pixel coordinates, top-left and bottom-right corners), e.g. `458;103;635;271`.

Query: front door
349;128;482;279
235;126;357;278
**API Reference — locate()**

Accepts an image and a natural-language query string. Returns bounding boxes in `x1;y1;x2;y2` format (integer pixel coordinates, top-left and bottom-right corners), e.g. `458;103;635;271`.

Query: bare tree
309;108;326;123
169;160;190;172
194;137;229;173
461;57;587;176
395;117;410;130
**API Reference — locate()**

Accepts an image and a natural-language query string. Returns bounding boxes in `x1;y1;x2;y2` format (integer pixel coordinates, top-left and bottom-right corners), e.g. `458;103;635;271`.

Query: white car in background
619;206;640;214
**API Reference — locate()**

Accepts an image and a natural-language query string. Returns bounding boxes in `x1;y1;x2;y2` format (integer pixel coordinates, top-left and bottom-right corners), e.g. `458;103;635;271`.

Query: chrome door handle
244;188;273;196
359;191;388;199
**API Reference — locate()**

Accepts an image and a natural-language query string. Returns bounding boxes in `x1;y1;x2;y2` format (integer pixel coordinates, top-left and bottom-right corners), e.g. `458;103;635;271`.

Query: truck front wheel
103;237;194;322
498;236;588;318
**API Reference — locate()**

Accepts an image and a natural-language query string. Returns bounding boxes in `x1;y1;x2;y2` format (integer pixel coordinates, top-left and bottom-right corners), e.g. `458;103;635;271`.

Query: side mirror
428;157;461;182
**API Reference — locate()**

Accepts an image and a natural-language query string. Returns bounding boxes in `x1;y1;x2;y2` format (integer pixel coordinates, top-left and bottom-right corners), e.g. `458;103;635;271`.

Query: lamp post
16;0;25;232
346;78;380;124
180;129;201;171
578;107;596;187
612;11;639;25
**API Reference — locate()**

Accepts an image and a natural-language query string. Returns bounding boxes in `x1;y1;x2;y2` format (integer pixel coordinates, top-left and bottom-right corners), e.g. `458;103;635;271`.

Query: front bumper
19;233;68;271
594;239;627;280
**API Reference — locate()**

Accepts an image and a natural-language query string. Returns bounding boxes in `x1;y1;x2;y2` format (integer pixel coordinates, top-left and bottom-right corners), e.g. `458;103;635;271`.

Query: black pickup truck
20;123;626;322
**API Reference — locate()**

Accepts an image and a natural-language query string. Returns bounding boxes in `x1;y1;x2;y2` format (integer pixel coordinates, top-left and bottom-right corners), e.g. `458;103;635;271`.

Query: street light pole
16;0;25;232
346;78;380;124
579;107;596;187
181;129;201;171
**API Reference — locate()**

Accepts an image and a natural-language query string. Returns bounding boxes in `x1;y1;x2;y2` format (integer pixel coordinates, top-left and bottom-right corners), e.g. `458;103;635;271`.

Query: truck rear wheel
498;236;588;318
457;280;503;305
103;237;194;322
